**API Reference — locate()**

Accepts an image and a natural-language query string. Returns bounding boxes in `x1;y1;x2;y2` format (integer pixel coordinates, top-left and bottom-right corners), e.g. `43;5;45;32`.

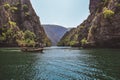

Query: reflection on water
0;47;120;80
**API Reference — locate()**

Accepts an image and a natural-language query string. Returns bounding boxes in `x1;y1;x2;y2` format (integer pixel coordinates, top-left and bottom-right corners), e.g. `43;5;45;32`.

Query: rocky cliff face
59;0;120;48
0;0;51;47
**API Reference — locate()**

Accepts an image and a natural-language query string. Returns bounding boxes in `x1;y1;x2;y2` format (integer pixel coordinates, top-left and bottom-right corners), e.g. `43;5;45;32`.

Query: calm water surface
0;47;120;80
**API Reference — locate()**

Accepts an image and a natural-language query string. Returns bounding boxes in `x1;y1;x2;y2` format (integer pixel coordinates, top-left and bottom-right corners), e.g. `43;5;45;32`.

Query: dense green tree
16;30;36;47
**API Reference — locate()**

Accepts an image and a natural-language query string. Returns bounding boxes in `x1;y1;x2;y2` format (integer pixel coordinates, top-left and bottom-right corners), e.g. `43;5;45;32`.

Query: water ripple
0;47;120;80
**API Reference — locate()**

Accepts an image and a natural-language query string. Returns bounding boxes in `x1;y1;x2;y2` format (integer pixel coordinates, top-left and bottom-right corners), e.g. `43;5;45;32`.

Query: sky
30;0;90;28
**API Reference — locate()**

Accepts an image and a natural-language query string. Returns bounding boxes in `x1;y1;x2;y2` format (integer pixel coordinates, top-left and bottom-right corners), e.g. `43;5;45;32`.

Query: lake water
0;47;120;80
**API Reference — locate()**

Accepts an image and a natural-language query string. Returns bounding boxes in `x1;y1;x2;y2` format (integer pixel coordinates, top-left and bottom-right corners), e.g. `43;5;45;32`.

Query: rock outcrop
59;0;120;48
0;0;51;47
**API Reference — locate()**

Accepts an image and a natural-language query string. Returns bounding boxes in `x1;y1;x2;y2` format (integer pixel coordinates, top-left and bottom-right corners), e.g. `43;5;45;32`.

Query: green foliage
10;6;18;13
0;32;6;41
0;24;36;47
17;38;35;47
70;41;76;46
118;4;120;7
80;26;84;29
25;12;30;17
16;39;25;47
3;3;10;9
103;7;114;18
57;37;69;46
16;31;24;40
24;30;36;40
22;4;30;17
10;7;18;10
22;4;28;11
8;21;16;27
16;31;25;46
25;39;35;47
0;21;18;43
42;37;51;46
57;41;62;46
102;0;108;2
3;3;18;13
0;36;5;41
81;38;87;46
117;3;120;7
0;26;16;42
16;30;36;47
64;38;70;45
74;34;78;39
16;2;20;6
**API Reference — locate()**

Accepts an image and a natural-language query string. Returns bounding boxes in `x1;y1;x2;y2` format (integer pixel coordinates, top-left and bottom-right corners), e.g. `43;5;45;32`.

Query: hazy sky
30;0;90;28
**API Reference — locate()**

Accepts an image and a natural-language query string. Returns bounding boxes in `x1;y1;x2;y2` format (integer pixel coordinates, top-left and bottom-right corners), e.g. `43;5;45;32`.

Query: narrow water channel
0;47;120;80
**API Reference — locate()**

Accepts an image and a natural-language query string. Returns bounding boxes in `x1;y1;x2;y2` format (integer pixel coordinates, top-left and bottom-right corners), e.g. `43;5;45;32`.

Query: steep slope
0;0;51;47
59;0;120;48
43;25;68;45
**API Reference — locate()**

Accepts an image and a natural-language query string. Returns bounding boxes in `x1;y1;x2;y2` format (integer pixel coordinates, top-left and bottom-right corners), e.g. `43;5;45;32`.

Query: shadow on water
0;47;120;80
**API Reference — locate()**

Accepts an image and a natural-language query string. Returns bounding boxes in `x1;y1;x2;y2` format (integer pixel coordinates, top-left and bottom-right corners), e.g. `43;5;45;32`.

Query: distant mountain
43;25;68;45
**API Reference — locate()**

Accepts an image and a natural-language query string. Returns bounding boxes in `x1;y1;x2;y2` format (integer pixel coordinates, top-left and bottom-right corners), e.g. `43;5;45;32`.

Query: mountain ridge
43;24;68;45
